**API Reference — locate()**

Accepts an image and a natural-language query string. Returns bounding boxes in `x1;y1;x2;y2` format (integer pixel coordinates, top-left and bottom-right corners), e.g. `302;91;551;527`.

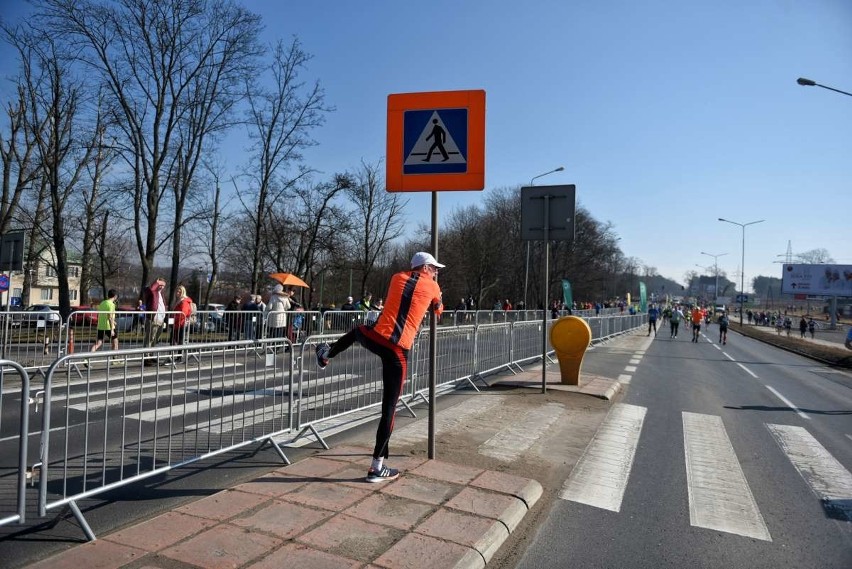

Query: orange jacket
371;270;443;349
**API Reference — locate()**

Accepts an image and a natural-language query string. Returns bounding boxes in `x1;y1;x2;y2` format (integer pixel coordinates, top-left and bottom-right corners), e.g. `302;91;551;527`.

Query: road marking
723;353;735;361
624;366;637;372
767;424;852;521
765;386;809;420
559;403;646;512
682;412;771;541
617;374;632;384
479;403;565;461
736;363;758;378
629;358;641;365
846;434;852;443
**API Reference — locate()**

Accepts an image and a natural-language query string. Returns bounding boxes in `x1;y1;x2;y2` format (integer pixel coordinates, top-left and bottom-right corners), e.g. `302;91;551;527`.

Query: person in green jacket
91;289;121;360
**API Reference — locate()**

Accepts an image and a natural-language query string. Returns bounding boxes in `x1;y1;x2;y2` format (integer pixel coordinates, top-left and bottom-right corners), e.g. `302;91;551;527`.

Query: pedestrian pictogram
403;110;468;174
386;89;485;192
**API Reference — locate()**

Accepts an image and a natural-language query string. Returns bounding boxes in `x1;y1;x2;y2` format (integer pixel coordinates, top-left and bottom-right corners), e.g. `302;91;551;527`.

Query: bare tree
345;160;408;296
0;84;39;235
75;96;115;304
10;23;97;317
796;248;834;264
243;37;331;293
38;0;263;302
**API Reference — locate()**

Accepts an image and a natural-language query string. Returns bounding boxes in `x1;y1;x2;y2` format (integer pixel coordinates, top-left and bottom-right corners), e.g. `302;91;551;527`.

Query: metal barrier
292;313;646;440
0;361;30;526
37;338;294;540
408;325;478;395
0;311;64;379
0;309;644;540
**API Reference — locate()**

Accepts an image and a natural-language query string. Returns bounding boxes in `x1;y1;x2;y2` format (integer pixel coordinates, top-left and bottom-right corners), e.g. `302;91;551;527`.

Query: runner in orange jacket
315;252;444;482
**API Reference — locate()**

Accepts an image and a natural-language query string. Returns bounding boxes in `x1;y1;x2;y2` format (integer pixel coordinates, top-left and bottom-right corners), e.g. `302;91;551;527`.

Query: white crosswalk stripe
767;424;852;521
682;412;771;541
559;403;646;512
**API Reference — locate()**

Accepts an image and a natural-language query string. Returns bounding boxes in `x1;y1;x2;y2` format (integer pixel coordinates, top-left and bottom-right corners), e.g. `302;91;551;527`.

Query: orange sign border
386;89;485;192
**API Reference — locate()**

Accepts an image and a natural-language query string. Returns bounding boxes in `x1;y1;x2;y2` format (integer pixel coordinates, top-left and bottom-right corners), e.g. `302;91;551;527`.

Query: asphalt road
516;323;852;568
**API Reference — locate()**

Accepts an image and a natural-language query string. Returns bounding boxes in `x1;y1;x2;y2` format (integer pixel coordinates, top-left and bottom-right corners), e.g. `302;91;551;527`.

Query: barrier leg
67;501;97;542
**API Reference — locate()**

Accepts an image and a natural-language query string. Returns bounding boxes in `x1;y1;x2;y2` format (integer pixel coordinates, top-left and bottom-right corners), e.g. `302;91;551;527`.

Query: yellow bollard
549;316;592;385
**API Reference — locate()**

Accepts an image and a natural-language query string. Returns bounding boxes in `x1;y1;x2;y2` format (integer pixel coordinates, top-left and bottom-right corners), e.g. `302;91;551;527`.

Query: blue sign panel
403;108;468;175
0;274;9;292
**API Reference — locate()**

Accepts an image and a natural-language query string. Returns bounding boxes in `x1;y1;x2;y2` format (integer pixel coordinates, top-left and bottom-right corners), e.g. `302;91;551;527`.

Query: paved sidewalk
27;447;543;569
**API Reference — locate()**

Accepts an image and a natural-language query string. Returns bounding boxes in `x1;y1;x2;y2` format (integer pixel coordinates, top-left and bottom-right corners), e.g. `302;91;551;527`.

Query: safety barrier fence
36;338;293;540
0;361;30;527
0;308;627;380
293;313;647;442
0;311;643;540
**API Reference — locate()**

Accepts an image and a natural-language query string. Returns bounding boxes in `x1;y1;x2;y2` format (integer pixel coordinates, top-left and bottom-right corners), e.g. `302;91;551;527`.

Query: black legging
328;325;409;459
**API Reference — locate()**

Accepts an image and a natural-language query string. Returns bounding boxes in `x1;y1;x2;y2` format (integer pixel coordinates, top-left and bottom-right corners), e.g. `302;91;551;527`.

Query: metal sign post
520;185;576;393
387;90;486;459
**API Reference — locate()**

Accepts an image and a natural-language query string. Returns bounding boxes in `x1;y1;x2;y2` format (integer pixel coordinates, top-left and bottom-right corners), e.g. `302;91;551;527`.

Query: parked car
191;303;226;333
69;306;99;327
17;304;62;327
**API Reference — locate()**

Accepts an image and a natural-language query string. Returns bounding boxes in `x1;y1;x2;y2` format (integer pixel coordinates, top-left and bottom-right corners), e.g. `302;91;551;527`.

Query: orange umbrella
269;272;309;288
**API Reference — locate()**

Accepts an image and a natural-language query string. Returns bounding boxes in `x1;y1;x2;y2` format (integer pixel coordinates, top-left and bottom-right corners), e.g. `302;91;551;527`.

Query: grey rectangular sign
520;184;576;242
0;231;24;271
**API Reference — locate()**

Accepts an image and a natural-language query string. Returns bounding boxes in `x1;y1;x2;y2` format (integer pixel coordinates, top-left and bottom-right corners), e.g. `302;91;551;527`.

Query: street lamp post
700;251;728;309
524;166;564;309
718;218;764;325
797;77;852;98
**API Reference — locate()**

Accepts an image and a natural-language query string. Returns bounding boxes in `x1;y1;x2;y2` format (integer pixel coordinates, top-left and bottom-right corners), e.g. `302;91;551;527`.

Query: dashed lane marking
765;386;810;420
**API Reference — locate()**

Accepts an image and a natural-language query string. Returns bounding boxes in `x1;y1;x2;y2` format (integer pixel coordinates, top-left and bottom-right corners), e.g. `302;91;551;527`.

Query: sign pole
428;191;438;459
541;196;550;394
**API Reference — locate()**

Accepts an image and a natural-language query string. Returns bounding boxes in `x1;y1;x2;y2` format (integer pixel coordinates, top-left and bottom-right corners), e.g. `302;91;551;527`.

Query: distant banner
781;264;852;297
639;282;647;312
562;280;573;307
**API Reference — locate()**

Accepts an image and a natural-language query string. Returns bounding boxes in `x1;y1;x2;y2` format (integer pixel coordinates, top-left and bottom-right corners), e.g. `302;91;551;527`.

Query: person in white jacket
264;284;291;339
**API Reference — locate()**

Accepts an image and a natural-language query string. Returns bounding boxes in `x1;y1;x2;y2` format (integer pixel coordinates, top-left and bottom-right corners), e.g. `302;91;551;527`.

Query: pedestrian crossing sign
387;90;485;192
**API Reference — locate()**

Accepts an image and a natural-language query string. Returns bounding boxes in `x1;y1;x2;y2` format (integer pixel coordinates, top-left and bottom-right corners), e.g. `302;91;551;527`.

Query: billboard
781;264;852;297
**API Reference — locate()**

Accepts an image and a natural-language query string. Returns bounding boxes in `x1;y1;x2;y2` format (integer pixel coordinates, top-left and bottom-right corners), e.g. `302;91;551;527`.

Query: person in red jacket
315;252;444;483
169;285;194;360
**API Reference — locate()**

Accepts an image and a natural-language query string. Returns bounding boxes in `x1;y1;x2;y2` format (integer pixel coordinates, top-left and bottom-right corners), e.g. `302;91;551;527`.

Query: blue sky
2;0;851;291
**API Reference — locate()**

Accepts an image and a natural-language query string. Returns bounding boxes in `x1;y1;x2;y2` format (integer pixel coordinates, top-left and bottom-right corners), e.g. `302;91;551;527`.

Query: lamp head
797;77;816;86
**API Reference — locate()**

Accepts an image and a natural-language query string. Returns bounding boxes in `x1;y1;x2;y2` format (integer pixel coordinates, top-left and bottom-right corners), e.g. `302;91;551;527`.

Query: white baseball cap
410;251;445;269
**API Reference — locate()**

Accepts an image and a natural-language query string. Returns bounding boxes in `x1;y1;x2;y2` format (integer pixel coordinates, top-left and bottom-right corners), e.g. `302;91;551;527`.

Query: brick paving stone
445;487;527;532
274;456;349;478
297;513;404;563
159;524;282;569
373;532;484;569
344;492;436;531
231;499;333;539
244;542;362;569
380;454;428;473
470;470;543;507
174;489;271;521
313;463;380;489
415;508;509;563
103;511;216;552
380;475;461;505
25;540;146;569
279;479;373;511
408;460;483;485
317;445;373;464
231;472;307;498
